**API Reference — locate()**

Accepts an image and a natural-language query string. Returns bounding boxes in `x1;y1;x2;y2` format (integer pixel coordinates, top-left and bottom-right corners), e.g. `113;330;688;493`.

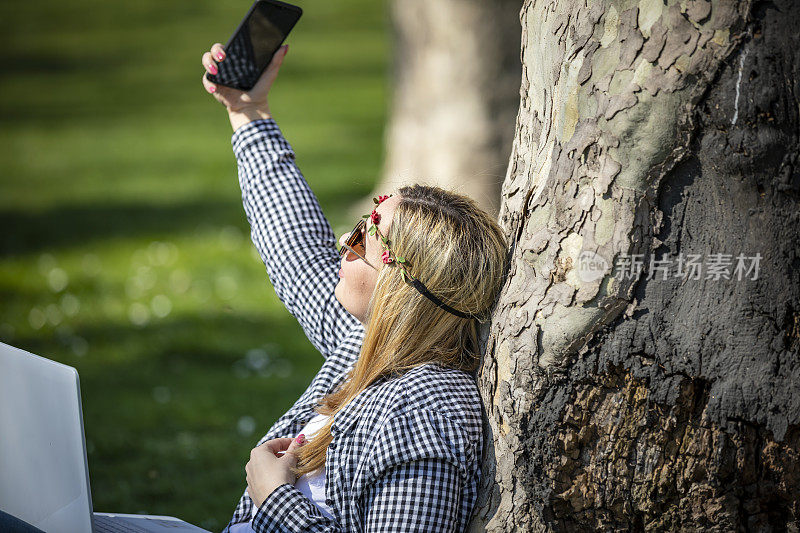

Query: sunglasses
339;218;377;270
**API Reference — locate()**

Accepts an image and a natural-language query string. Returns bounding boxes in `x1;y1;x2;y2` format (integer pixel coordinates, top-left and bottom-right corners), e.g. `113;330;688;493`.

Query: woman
201;42;509;532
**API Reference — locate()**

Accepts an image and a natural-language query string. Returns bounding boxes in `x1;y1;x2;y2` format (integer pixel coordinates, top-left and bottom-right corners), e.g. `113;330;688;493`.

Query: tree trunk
352;0;522;220
473;0;800;530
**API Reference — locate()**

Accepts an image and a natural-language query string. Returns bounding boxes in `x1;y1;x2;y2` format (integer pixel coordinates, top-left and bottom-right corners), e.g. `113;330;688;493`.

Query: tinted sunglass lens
340;220;365;257
350;221;366;251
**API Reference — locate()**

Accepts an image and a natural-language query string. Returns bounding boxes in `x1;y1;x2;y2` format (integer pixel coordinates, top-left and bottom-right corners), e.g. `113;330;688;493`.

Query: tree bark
473;0;800;530
352;0;522;220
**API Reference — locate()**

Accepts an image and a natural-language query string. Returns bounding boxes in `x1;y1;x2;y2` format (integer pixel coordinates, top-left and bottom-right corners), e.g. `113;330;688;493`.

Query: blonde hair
292;184;509;476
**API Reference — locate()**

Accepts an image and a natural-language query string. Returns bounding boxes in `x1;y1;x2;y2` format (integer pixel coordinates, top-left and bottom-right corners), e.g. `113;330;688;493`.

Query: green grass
1;0;388;529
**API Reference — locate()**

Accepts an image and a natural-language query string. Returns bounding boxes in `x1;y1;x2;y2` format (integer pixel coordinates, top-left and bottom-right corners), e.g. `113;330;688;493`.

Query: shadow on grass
0;200;247;256
13;310;323;375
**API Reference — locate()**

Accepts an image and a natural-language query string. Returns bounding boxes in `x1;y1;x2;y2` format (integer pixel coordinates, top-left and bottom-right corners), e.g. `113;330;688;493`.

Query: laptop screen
0;342;94;531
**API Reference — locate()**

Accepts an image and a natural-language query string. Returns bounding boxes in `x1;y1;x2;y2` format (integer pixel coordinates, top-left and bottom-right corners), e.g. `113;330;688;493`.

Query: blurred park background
1;0;387;529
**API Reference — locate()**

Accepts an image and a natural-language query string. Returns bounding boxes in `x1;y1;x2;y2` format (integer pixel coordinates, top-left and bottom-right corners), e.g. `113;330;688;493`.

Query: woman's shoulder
392;363;481;413
344;365;480;478
365;363;483;446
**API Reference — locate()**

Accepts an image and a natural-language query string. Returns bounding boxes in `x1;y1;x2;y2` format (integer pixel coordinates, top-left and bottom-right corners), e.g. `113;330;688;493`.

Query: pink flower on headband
377;195;389;204
381;250;394;264
370;209;381;225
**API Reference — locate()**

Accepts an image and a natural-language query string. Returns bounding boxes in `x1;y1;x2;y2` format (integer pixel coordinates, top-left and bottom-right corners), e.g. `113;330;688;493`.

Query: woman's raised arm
202;43;362;359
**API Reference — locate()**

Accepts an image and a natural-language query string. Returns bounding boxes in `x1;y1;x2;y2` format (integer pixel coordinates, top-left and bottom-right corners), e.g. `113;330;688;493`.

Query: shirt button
326;498;333;505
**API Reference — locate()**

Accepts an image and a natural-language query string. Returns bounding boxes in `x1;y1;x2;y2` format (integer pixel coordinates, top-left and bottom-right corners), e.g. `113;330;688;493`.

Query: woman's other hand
201;42;290;132
245;434;306;508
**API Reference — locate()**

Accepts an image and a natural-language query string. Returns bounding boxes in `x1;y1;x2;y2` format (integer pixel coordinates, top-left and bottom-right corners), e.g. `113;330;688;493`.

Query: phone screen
206;0;302;91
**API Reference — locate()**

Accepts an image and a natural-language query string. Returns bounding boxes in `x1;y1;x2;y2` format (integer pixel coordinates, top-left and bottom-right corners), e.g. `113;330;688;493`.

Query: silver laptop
0;341;211;532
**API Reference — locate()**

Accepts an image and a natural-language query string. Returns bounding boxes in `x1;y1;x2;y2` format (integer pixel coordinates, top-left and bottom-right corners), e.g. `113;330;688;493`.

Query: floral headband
364;194;486;321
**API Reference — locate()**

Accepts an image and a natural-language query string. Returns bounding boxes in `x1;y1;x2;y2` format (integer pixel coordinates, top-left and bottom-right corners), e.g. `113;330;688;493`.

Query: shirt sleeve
361;458;462;532
231;118;362;360
359;410;473;532
249;410;474;533
252;484;339;532
250;459;462;533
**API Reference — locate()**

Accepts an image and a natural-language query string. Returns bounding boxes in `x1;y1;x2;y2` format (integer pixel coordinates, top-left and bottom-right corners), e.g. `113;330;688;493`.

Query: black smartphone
205;0;302;91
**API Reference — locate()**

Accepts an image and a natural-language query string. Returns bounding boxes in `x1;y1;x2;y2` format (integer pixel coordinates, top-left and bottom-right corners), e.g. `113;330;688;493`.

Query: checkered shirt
222;118;484;532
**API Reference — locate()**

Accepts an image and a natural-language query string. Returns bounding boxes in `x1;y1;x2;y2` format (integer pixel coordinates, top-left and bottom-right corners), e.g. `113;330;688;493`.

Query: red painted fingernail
209;65;218;75
296;434;305;444
208;86;216;93
217;53;224;60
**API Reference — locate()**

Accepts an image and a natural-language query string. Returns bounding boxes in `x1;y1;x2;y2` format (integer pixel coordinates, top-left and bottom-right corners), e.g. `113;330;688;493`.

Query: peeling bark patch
546;365;800;530
637;0;663;38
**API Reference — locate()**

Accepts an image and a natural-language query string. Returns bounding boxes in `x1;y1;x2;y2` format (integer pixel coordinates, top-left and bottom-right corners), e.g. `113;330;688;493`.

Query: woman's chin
334;280;345;305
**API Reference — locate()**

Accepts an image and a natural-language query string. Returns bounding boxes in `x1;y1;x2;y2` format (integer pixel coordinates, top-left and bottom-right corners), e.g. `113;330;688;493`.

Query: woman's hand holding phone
201;42;289;132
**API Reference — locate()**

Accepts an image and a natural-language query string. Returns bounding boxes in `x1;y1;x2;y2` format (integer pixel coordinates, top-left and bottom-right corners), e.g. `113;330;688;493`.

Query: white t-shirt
230;413;334;532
